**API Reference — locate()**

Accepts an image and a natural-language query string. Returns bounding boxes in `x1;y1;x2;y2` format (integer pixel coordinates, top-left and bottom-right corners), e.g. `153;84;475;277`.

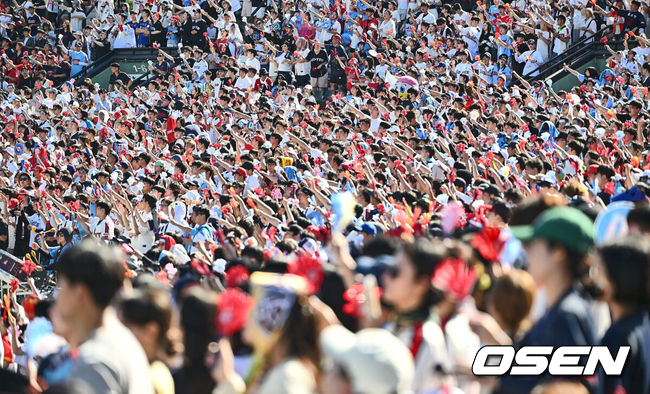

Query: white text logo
471;346;630;376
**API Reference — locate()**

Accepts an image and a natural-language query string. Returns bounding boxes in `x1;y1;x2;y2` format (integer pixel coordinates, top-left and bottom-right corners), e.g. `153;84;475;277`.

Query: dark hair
55;240;125;308
510;195;566;226
35;298;54;318
57;228;73;243
270;294;321;382
361;235;399;257
95;200;112;215
598;236;650;309
192;205;210;219
177;287;217;394
118;288;174;356
492;200;512;224
397;238;447;309
142;193;157;210
627;204;650;233
401;238;447;278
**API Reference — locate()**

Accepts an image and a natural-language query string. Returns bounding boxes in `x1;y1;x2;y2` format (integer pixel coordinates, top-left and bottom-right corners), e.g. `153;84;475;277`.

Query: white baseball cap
319;325;414;394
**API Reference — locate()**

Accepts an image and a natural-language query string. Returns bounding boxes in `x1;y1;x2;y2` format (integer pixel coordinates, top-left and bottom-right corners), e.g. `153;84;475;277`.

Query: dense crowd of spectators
0;0;650;393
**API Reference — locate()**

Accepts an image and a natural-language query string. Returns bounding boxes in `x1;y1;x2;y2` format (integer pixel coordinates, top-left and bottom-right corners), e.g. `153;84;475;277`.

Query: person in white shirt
576;8;597;43
378;10;396;38
473;53;492;84
241;162;261;196
191;49;208;79
552;14;571;57
397;0;408;21
130;194;157;254
316;13;341;44
294;38;311;87
416;3;437;25
168;205;212;254
452;4;470;26
516;41;545;77
532;24;552;62
70;5;86;32
111;14;136;49
234;68;252;90
462;16;482;58
621;50;640;74
163;201;188;236
273;43;294;83
454;51;474;81
88;200;115;241
244;48;261;71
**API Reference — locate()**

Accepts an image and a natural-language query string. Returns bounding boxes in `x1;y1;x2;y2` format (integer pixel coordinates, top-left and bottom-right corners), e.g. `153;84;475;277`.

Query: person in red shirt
0;306;14;368
3;59;19;85
345;58;361;91
360;8;378;33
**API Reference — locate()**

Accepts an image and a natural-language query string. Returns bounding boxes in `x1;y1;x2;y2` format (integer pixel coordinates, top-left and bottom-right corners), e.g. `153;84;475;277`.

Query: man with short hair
168;204;213;254
108;63;132;91
88;200;115;241
53;240;154;394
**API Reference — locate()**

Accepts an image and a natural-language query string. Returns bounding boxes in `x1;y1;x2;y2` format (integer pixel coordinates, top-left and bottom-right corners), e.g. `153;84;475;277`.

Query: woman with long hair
381;238;450;393
174;287;218;394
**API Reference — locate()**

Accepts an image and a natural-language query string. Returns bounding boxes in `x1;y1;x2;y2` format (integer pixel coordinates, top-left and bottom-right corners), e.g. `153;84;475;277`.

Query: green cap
511;206;594;255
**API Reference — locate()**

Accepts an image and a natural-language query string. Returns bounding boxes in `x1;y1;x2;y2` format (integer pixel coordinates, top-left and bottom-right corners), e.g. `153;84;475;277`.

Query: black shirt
151;20;165;47
154;60;170;77
25;13;42;35
179;20;192;44
93;39;111;60
597;311;650;394
0;218;8;251
306;49;328;78
626;11;646;32
499;287;596;393
326;44;348;72
109;71;131;87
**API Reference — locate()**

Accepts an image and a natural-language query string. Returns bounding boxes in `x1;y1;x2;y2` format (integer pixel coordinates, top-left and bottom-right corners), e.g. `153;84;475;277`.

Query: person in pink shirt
299;14;316;40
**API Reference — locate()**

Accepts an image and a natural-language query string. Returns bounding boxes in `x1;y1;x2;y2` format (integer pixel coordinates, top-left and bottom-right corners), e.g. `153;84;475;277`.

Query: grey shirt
69;315;154;394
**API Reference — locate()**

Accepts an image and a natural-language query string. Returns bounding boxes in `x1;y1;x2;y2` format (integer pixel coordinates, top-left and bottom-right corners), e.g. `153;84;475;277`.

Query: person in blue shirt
502;207;597;393
166;17;180;48
593;236;650;394
126;13;139;34
491;54;511;86
136;10;153;47
495;24;513;59
68;42;88;77
32;228;73;268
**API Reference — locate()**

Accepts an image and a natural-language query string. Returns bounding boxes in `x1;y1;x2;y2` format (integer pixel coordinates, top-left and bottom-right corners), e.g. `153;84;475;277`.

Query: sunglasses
20;177;29;181
384;264;401;278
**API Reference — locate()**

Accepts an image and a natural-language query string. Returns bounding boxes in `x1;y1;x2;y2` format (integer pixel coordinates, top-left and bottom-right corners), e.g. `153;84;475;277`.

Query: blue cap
611;185;647;203
171;154;183;162
355;222;377;236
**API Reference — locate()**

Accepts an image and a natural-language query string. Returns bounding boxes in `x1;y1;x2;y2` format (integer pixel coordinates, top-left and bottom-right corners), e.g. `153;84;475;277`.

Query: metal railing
524;25;613;82
72;47;178;85
130;51;181;89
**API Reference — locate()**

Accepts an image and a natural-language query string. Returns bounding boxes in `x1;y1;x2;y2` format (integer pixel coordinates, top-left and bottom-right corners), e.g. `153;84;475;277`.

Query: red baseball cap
586;165;598;175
